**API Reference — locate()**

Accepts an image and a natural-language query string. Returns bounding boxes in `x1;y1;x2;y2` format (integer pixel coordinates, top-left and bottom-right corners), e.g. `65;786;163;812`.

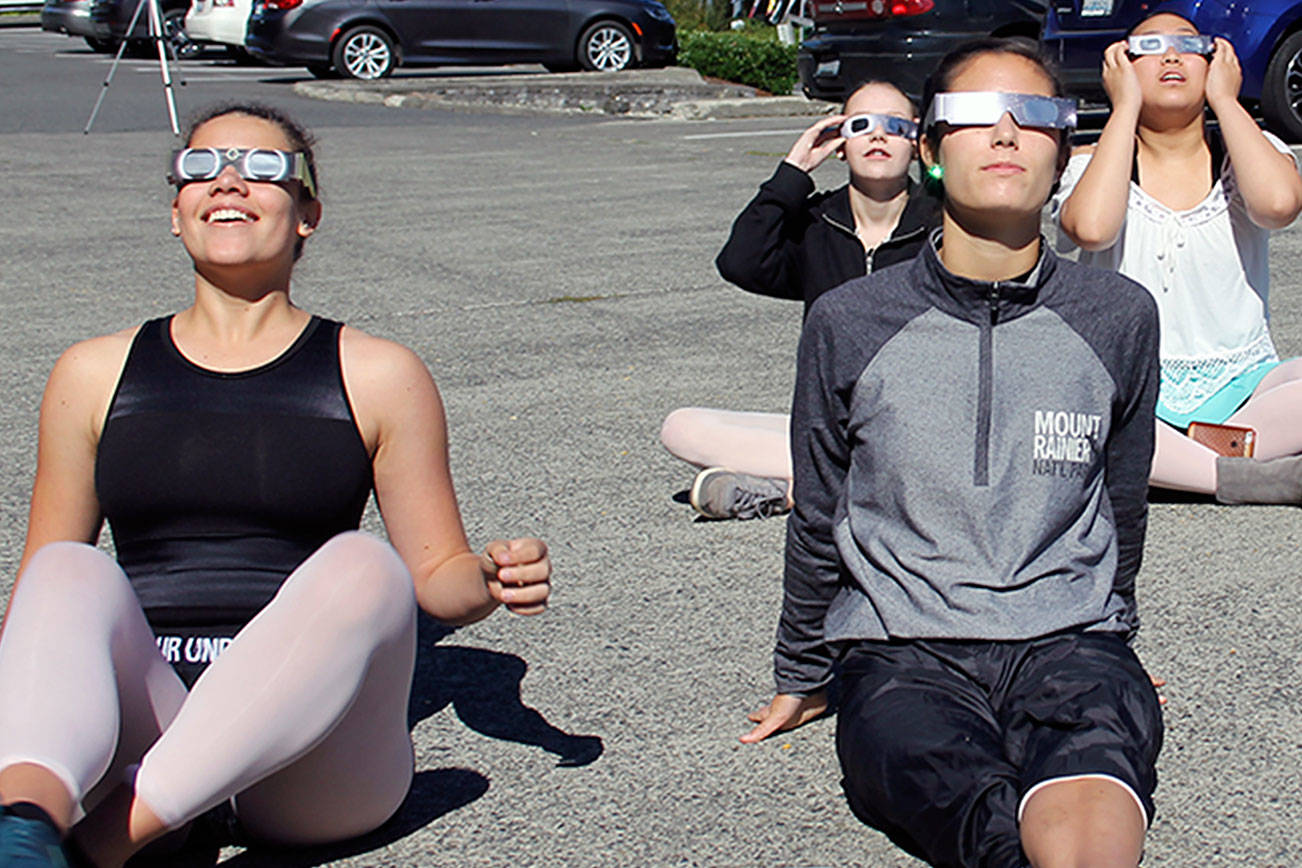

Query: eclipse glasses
169;147;317;199
1127;34;1214;56
924;92;1078;131
840;113;919;141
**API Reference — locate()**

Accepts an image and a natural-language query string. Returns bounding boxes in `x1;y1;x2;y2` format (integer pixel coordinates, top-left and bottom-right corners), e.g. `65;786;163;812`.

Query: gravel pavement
1;92;1301;866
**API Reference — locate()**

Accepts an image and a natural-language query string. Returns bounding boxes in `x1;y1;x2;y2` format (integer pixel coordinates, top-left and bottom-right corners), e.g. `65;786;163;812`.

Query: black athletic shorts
835;630;1163;868
151;622;243;689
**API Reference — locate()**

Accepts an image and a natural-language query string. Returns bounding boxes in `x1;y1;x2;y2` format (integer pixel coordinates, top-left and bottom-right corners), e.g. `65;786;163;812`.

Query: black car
246;0;677;80
86;0;197;56
798;0;1047;102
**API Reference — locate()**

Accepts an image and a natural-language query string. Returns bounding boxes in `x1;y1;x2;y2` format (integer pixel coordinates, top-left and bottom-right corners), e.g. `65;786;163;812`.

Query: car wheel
1262;31;1302;141
578;20;634;72
163;7;200;60
307;62;340;78
332;25;396;80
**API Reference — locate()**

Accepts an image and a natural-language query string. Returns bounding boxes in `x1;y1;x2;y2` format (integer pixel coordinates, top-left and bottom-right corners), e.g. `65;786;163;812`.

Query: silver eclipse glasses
1126;34;1214;56
924;92;1078;131
169;147;317;198
840;113;919;141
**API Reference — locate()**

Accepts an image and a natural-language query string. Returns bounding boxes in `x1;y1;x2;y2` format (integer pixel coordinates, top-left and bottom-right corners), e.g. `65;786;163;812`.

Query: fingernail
501;590;514;603
499;568;514;581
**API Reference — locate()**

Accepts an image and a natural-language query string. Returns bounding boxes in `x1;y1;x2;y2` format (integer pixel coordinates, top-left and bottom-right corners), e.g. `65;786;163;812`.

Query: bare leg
74;532;417;865
659;408;792;480
1020;777;1146;868
0;543;187;831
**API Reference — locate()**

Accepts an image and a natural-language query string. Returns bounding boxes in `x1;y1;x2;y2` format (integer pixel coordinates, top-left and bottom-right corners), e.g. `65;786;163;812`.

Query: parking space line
681;129;808;140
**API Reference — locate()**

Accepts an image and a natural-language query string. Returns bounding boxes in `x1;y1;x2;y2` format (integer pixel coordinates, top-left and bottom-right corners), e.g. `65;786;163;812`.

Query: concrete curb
291;68;837;120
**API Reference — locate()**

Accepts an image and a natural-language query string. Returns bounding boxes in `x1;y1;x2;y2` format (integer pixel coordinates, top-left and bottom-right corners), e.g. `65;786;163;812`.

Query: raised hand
1205;36;1243;113
1102;40;1142;116
784;115;849;174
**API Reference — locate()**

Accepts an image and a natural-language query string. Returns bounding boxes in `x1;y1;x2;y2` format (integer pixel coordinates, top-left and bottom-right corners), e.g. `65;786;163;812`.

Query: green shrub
662;0;731;32
678;30;799;95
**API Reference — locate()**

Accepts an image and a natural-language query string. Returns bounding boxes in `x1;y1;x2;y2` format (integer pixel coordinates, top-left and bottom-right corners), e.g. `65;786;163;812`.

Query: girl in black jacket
660;80;940;521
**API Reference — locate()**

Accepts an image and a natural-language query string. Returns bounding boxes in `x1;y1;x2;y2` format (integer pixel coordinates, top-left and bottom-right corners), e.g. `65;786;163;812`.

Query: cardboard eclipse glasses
169;147;317;199
924;92;1078;131
840;113;919;141
1126;34;1214;56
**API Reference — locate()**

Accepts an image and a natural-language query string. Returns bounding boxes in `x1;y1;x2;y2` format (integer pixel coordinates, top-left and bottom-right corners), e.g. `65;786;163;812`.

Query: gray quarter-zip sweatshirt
775;231;1160;695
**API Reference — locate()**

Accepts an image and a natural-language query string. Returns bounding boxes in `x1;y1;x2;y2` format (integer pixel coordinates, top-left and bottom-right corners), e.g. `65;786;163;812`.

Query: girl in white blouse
1055;11;1302;504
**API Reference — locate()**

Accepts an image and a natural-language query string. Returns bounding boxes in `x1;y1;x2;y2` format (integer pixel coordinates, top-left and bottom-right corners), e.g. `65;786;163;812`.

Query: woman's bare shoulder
1070;143;1098;159
49;326;140;393
337;324;433;388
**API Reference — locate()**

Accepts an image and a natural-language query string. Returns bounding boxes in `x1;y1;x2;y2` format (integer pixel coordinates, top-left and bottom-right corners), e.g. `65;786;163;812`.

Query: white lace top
1052;132;1296;414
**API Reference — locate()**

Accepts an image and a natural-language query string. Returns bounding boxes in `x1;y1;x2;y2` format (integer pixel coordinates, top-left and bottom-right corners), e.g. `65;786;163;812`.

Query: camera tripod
84;0;186;135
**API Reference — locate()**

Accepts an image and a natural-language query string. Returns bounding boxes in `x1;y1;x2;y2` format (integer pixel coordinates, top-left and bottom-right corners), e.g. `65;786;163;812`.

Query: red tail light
813;0;933;22
265;0;302;10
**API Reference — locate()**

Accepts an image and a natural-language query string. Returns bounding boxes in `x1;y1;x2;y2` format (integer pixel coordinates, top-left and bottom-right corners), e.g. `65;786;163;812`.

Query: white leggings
658;407;792;481
0;532;416;845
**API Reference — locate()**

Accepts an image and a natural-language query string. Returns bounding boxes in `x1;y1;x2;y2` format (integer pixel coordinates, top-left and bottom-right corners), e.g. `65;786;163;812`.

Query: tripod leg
148;0;181;136
84;0;151;133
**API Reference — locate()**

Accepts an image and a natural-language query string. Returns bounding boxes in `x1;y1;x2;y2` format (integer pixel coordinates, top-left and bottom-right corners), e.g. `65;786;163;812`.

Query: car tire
332;25;396;80
1262;30;1302;141
307;61;339;78
163;7;199;60
84;36;120;53
578;20;634;72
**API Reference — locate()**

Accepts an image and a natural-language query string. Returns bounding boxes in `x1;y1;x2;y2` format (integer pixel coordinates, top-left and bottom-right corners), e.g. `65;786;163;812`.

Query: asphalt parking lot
2;23;1302;867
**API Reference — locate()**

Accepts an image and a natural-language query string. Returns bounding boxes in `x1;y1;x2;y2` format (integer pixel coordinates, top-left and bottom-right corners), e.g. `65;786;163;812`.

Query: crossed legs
0;532;416;866
1150;359;1302;496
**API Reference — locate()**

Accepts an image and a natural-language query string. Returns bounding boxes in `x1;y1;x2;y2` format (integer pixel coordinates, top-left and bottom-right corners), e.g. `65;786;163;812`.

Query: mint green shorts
1156;359;1280;429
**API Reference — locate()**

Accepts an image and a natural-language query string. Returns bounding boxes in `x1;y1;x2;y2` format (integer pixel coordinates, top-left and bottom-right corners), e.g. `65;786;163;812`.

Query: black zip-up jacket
715;161;942;314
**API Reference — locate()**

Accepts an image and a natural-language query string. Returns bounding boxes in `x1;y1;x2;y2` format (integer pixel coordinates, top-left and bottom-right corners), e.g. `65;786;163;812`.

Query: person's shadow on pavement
406;617;604;768
177;616;602;867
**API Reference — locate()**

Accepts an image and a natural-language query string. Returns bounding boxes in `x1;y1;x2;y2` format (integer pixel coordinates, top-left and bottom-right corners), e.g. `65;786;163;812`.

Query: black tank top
95;316;373;628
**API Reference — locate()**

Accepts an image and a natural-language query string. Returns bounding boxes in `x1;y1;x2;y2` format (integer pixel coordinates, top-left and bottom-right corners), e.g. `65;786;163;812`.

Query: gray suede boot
1215;455;1302;504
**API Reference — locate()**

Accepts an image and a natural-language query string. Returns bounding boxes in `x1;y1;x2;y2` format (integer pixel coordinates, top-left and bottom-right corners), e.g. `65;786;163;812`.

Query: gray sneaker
689;468;790;520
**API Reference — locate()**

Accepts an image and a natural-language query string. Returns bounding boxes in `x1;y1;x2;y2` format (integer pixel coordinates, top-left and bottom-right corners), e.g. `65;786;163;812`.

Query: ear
298;199;322;238
170;194;182;237
918;133;938;176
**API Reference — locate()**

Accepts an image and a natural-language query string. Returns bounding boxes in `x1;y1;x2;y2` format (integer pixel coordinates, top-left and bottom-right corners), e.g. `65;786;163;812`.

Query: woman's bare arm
7;331;133;621
341;328;549;625
1058;41;1142;250
1206;38;1302;229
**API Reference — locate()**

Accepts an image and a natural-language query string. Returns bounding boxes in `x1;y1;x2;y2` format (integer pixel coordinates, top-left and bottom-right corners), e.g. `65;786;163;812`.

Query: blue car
1044;0;1302;139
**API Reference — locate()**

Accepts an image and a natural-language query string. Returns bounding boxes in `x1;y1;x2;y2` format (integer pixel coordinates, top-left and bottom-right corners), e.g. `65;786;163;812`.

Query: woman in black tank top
0;105;551;867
